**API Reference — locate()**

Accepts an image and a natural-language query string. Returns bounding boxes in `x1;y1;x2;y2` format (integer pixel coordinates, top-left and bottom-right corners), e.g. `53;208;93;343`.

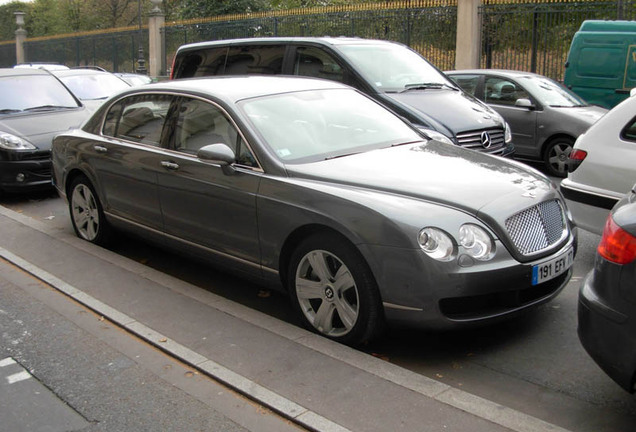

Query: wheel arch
540;133;575;159
278;224;377;294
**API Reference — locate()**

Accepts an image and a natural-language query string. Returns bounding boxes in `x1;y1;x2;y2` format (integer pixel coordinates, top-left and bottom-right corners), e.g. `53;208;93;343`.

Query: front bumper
578;269;636;393
0;158;53;193
360;234;576;330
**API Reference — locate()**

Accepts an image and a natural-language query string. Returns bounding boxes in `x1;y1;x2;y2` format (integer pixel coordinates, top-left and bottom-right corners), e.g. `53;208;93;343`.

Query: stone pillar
148;0;165;79
15;12;27;65
455;0;481;70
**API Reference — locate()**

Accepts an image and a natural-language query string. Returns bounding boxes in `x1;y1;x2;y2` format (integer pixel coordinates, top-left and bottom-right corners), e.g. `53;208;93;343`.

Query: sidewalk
0;205;573;432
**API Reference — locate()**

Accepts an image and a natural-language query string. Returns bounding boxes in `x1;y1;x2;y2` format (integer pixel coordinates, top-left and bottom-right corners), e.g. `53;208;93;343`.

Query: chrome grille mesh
505;200;566;256
456;128;505;155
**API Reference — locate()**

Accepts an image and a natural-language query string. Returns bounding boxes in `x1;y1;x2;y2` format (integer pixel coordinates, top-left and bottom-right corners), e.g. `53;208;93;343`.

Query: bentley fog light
418;227;455;261
0;132;36;150
459;224;495;261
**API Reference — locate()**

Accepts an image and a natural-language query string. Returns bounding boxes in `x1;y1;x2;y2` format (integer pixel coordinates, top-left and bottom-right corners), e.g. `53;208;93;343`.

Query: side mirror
515;98;535;110
197;143;236;174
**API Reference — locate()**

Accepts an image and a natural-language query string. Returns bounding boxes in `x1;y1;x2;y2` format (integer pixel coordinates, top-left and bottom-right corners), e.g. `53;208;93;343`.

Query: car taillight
598;215;636;264
567;149;587;173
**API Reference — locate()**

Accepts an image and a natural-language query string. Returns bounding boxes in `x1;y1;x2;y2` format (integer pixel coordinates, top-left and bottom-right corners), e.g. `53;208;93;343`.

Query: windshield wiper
401;82;457;92
0;108;22;114
23;105;76;112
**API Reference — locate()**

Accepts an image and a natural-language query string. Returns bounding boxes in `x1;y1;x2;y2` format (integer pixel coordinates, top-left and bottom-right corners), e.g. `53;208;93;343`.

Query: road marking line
0;357;16;367
7;370;31;384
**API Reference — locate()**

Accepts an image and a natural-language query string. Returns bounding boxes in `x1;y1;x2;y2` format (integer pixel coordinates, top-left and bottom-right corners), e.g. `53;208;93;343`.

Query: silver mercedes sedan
51;76;577;345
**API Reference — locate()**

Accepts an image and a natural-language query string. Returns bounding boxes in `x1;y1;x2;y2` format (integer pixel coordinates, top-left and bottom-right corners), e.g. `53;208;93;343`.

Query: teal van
564;20;636;108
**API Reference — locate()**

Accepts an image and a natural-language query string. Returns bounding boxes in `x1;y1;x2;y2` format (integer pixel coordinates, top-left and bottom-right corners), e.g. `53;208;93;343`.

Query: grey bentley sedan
51;76;577;345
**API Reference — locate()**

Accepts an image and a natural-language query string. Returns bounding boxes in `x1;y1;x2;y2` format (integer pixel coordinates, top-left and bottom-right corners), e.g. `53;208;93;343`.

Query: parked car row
3;36;635;392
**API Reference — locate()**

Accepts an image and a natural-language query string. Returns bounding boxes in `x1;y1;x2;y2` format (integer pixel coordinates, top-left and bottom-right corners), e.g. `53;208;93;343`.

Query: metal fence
480;0;636;81
163;1;458;72
1;0;635;81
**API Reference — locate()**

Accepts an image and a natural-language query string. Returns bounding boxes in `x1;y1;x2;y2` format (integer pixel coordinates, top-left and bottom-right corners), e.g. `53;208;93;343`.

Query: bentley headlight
0;132;36;150
459;224;495;261
504;122;512;143
418;227;455;261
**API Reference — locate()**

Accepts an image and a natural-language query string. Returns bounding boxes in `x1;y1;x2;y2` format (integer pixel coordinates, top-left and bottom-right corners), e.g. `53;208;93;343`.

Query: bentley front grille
505;199;567;256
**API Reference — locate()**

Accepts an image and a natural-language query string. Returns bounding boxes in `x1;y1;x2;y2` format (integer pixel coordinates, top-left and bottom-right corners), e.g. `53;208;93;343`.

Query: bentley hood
286;140;558;224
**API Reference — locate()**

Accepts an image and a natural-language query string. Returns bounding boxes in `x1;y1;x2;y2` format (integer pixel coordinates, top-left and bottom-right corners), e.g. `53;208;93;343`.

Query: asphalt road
1;187;635;431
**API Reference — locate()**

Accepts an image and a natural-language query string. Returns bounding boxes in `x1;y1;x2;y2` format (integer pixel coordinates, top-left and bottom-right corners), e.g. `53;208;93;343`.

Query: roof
445;69;545;79
0;67;51;77
117;75;350;104
176;36;402;53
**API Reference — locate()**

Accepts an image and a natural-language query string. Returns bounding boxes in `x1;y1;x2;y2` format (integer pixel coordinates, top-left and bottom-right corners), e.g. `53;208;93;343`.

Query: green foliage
0;1;34;40
177;0;270;19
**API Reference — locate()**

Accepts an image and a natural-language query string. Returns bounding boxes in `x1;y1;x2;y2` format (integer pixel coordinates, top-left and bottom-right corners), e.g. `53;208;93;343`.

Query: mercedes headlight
504;122;512;143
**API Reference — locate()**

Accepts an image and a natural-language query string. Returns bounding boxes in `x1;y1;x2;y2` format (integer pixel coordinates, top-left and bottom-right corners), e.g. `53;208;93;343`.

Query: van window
484;77;528;106
224;45;285;75
174;47;227;79
293;46;344;83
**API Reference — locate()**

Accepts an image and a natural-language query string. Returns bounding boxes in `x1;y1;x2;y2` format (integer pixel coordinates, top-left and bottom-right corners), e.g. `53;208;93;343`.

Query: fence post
455;0;481;70
148;0;165;78
14;12;26;64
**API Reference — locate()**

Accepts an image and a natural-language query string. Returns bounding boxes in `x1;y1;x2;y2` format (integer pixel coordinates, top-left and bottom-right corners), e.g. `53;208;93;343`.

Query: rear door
91;94;174;231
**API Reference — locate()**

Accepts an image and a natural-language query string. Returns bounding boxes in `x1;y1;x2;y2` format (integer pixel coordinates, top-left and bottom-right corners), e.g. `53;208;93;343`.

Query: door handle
161;161;180;170
94;145;107;153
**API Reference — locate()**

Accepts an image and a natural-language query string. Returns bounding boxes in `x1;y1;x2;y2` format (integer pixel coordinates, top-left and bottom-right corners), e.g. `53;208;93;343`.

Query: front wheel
544;137;574;178
68;175;112;246
287;232;383;346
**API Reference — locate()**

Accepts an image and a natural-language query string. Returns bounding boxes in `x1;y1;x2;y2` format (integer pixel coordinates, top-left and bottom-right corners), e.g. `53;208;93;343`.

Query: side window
172;97;259;168
174;47;228;78
448;74;479;96
224;45;285;75
621;117;636;141
484;77;530;106
293;46;344;83
103;94;172;146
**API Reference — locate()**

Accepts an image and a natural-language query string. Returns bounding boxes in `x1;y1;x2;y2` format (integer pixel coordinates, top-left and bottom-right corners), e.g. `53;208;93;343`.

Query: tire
68;175;112;246
287;232;383;346
543;137;574;178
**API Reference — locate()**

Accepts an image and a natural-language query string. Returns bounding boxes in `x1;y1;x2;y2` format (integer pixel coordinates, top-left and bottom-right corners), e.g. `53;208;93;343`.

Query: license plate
532;246;574;285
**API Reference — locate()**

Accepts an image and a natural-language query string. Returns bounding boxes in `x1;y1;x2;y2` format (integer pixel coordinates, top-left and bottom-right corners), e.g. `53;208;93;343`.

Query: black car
0;68;92;194
170;37;514;157
578;184;636;392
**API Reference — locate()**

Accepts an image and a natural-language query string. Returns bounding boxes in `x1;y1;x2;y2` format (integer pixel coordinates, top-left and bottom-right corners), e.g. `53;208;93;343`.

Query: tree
177;0;270;20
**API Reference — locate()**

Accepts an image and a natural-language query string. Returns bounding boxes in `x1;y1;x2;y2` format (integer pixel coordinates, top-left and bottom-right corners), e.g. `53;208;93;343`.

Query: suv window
174;47;227;79
293;46;344;83
103;94;172;146
224;45;285;75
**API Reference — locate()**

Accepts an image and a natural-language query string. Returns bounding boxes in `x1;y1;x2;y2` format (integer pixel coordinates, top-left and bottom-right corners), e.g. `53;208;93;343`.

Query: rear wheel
288;232;382;346
69;175;112;246
544;137;574;177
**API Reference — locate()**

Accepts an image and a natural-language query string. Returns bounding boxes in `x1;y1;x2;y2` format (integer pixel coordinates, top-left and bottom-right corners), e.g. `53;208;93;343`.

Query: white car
560;95;636;235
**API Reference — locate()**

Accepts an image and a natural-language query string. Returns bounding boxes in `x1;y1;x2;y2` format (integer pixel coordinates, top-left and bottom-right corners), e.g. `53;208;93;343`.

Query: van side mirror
515;98;535;110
